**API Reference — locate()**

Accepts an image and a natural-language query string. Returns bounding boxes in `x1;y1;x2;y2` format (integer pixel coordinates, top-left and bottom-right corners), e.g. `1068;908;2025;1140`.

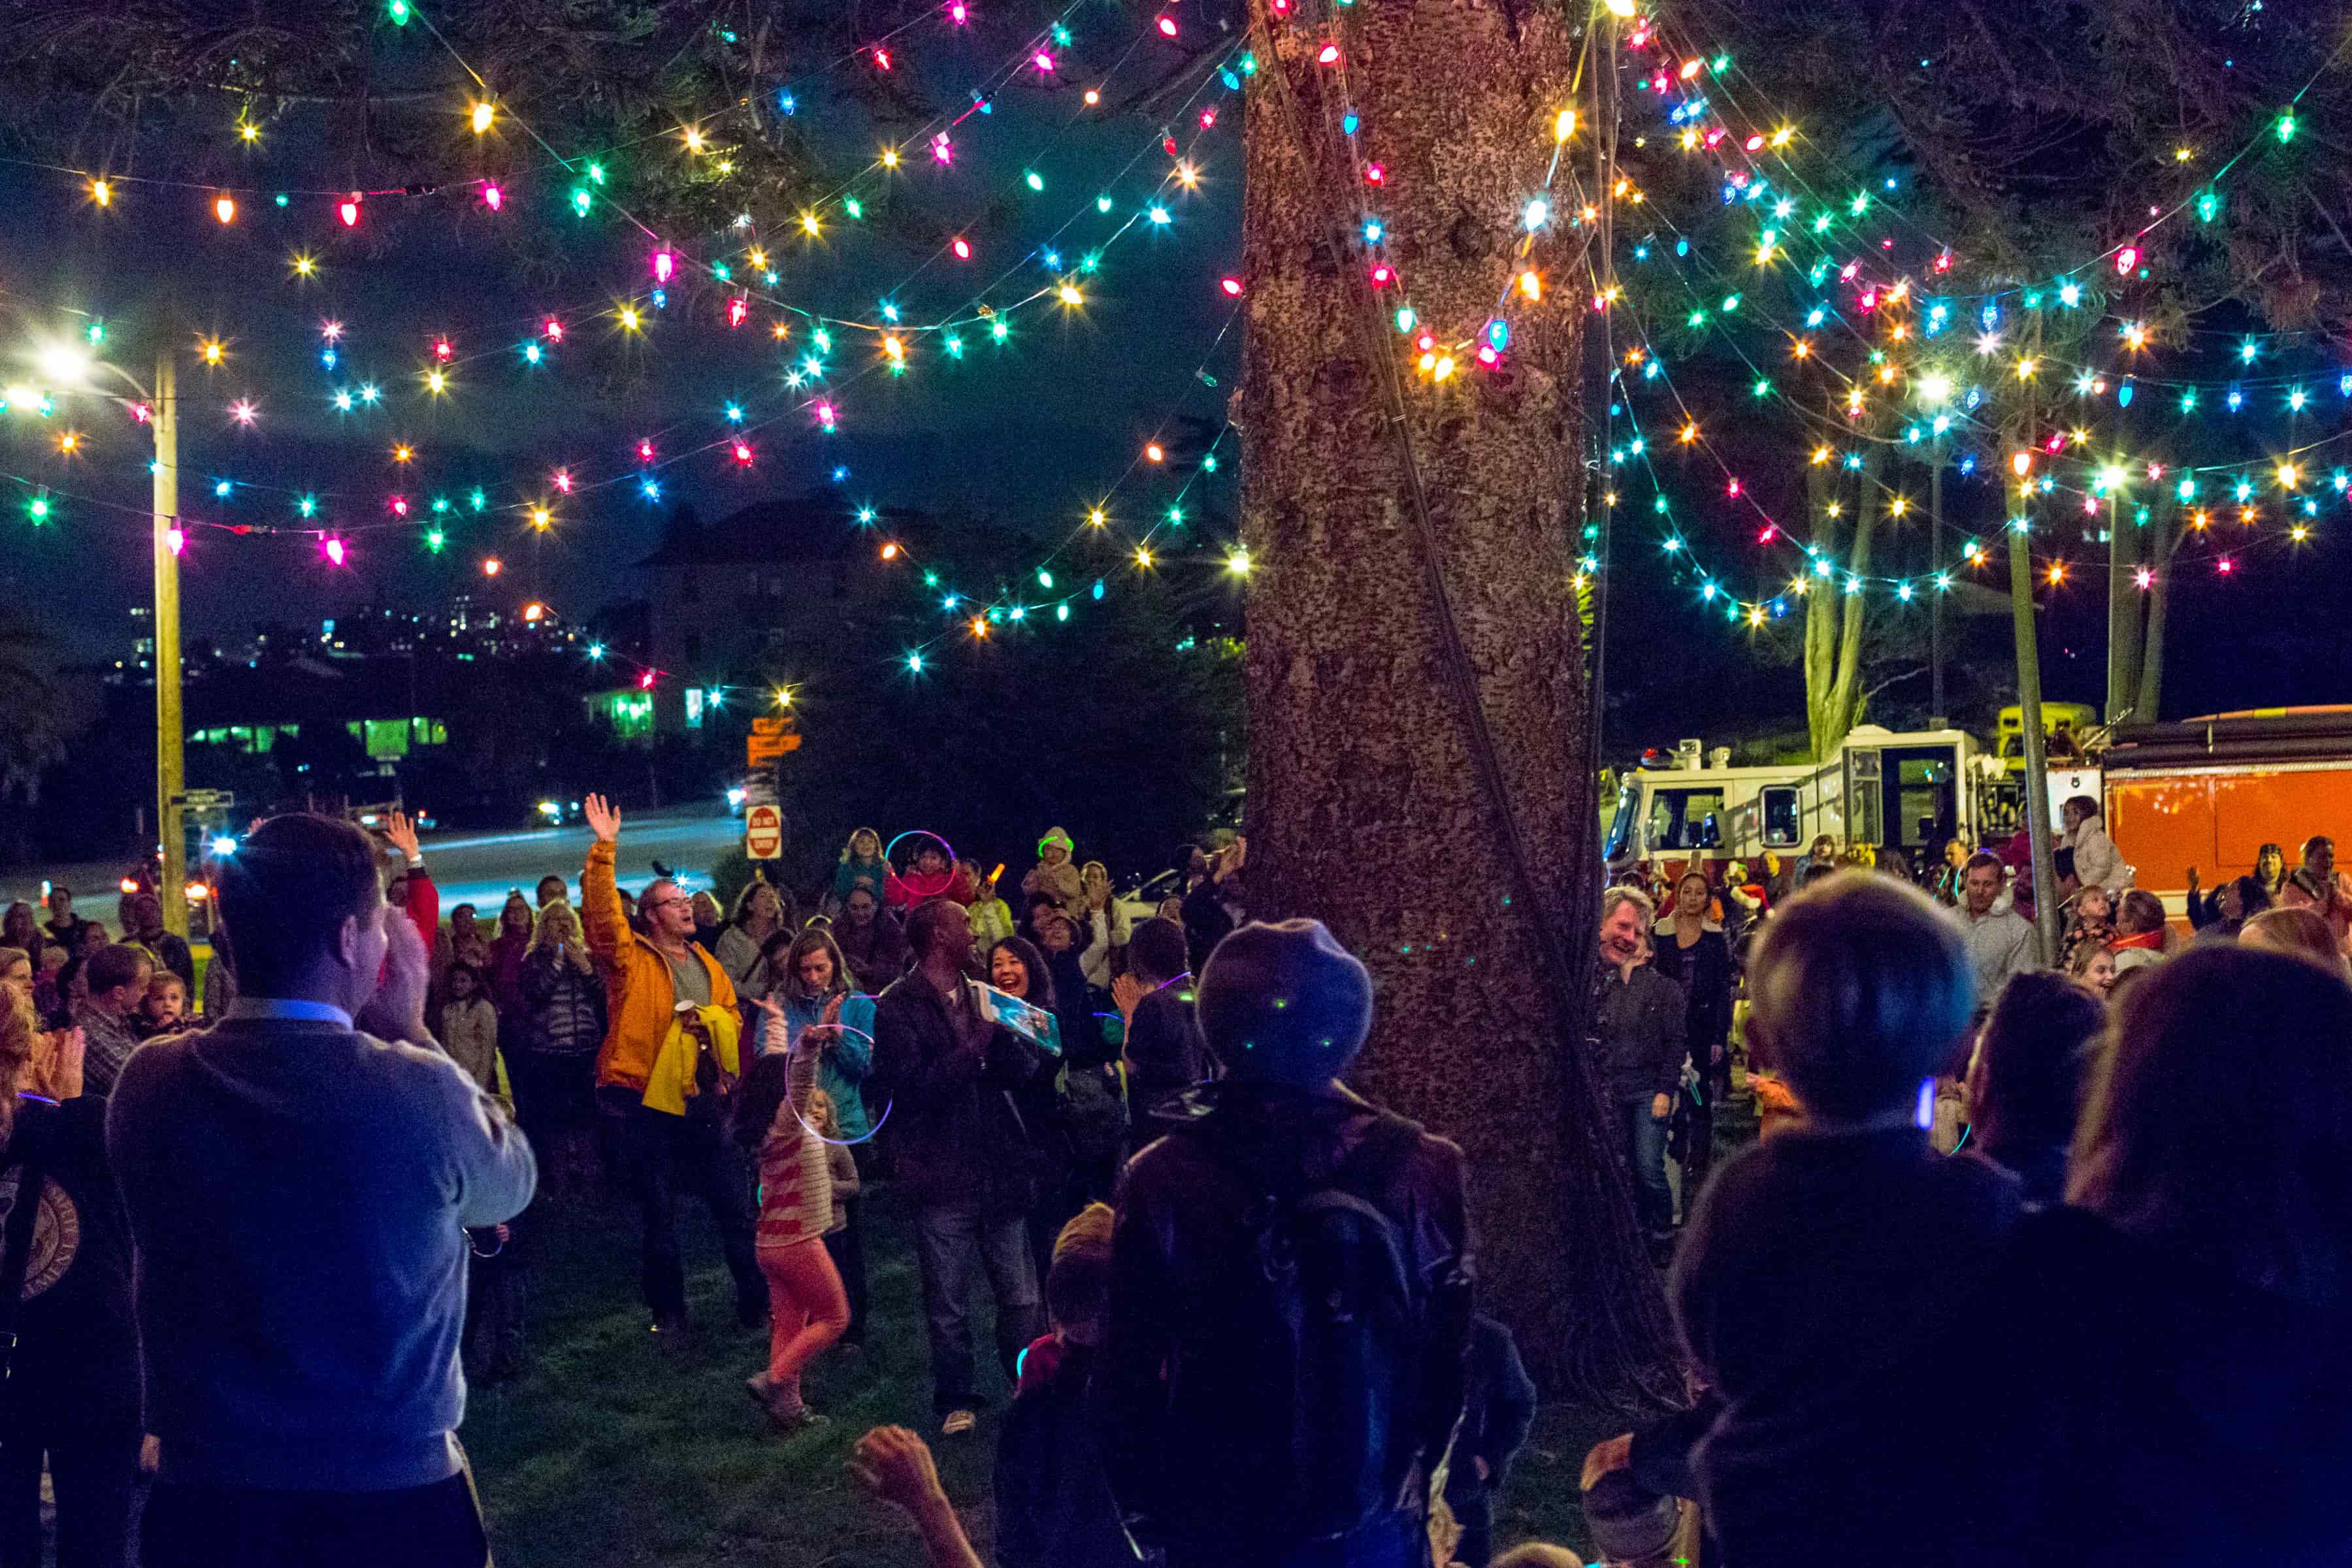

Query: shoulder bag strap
0;1125;52;1390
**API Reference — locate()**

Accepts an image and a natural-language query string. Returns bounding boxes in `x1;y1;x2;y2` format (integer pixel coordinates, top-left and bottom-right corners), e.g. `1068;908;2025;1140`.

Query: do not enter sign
745;804;783;860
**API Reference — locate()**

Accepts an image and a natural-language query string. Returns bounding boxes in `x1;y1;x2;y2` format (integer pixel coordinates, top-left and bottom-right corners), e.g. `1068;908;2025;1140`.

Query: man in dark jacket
1103;918;1473;1568
870;898;1045;1439
1595;887;1686;1246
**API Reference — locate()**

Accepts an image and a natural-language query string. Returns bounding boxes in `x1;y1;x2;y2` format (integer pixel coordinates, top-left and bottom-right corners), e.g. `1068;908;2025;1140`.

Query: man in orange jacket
581;791;764;1344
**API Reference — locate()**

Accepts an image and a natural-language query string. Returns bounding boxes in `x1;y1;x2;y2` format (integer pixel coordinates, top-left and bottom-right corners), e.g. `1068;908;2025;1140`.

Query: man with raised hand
580;791;764;1345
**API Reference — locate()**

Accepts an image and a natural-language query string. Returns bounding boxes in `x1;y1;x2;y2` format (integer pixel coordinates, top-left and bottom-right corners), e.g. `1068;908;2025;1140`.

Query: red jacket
402;870;439;958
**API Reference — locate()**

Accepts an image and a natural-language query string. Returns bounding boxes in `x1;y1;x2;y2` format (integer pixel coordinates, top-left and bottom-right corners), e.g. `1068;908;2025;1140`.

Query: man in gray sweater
108;812;536;1567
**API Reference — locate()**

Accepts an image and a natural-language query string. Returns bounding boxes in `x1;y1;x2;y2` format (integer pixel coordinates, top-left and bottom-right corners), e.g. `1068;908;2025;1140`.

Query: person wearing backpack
1102;918;1474;1568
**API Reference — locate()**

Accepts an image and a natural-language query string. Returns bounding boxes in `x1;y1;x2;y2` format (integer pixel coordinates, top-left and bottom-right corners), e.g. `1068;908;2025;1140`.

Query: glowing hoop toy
780;1012;892;1147
884;829;960;902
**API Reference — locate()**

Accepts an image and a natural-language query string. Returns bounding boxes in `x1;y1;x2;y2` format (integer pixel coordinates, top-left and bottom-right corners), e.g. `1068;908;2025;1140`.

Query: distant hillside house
640;493;922;733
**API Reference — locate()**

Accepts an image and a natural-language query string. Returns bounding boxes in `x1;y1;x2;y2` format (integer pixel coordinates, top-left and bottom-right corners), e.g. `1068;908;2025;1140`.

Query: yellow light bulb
1518;270;1541;301
1134;547;1154;568
425;370;446;394
683;126;706;152
1088;508;1106;527
238;122;259;143
532;507;552;530
800;212;821;235
882;147;900;169
1554;108;1577;142
619;306;641;331
90;179;111;206
471;101;495;134
1058;284;1084;306
291;253;316;277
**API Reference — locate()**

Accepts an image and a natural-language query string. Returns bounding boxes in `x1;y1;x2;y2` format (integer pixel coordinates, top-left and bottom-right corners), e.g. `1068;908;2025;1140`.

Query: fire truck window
1893;754;1955;850
1761;787;1800;847
1647;788;1727;851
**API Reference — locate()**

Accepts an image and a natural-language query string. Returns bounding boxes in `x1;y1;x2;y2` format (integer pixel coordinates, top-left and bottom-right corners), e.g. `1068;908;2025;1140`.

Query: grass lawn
462;1184;1619;1567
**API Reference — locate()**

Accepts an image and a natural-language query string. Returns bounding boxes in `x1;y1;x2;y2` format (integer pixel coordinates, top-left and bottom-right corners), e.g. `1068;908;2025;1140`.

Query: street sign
182;789;235;813
745;804;783;860
747;732;800;766
750;716;788;738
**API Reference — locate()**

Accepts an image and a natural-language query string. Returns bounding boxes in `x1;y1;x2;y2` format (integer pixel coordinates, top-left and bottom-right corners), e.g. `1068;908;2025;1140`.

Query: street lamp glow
34;342;94;390
210;836;238;857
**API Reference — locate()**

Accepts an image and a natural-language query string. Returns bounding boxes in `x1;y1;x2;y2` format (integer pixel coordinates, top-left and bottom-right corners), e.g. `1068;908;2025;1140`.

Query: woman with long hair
487;890;534;1018
1648;870;1734;1196
1957;947;2352;1563
988;936;1082;1290
513;900;606;1200
0;902;36;958
765;926;877;1347
0;982;140;1566
717;879;796;1001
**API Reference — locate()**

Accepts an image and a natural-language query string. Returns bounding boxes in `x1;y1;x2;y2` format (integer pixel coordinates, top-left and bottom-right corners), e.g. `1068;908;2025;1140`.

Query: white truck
1606;725;2106;882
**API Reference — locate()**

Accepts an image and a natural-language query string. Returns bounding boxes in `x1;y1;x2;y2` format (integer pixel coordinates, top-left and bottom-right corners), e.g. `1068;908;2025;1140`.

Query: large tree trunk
2106;501;2145;723
1236;1;1680;1407
2133;510;2172;723
1804;447;1878;760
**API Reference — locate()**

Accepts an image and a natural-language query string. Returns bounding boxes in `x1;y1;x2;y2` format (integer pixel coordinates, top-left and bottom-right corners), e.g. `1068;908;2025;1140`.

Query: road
0;809;748;929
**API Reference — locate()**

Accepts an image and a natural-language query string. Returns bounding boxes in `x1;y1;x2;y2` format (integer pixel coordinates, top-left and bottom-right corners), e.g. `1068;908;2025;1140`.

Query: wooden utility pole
153;350;187;935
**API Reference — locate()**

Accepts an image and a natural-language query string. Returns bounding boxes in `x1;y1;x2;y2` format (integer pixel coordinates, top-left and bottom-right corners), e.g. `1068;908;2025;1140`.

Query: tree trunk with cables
1234;2;1681;1409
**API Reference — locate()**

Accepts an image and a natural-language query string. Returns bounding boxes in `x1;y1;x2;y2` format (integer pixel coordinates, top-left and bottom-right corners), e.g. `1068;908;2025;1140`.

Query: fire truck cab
1605;726;1987;877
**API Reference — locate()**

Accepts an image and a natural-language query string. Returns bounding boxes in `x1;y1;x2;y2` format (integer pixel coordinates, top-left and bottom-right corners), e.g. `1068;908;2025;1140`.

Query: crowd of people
2;791;2347;1568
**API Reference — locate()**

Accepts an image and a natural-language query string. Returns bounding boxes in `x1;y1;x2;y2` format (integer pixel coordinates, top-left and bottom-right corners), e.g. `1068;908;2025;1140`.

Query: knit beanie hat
1196;919;1374;1086
1038;826;1075;857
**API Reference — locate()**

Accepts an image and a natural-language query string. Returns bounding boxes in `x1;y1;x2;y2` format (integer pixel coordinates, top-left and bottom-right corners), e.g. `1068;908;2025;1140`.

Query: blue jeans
910;1203;1042;1414
1620;1094;1674;1235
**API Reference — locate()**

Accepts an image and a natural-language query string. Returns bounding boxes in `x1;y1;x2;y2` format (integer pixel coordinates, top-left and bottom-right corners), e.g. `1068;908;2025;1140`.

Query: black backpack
1178;1110;1442;1540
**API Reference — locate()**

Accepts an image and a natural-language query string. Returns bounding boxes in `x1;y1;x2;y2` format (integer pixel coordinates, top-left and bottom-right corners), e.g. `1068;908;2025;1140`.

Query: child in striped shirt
739;994;851;1429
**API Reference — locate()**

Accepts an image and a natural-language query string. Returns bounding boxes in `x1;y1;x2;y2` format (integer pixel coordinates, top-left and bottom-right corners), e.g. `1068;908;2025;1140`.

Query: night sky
0;22;1246;660
2;8;2342;742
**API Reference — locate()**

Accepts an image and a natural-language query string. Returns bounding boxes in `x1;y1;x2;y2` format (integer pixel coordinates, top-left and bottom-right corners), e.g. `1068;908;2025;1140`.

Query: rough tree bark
2106;500;2146;724
1235;0;1680;1406
1803;446;1880;761
2133;509;2172;723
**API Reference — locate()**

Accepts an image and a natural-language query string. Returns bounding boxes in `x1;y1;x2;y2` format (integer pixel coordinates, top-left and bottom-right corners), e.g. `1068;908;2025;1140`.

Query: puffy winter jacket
581;840;737;1098
517;948;606;1057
